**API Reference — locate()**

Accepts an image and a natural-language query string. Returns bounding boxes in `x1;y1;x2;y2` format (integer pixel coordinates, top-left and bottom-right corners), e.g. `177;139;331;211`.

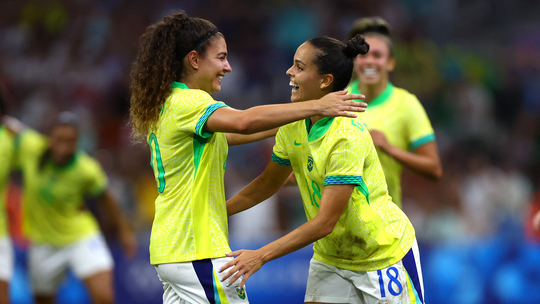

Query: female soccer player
128;11;367;304
221;35;425;304
347;17;443;208
0;98;14;304
10;112;136;304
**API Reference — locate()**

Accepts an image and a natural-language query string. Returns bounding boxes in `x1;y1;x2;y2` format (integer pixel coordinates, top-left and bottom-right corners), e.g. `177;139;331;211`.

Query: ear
387;57;396;73
186;50;200;70
320;74;334;90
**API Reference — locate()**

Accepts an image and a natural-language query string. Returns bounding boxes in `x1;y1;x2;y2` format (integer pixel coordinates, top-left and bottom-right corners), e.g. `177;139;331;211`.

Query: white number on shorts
377;266;403;297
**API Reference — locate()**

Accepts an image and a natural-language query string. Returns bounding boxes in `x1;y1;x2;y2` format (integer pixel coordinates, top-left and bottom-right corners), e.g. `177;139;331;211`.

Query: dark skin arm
223;177;354;287
99;190;137;258
370;130;442;180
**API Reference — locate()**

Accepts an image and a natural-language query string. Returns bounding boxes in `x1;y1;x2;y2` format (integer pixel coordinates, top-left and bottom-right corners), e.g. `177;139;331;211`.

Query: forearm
101;191;131;234
258;217;330;264
227;174;282;216
235;102;319;134
385;145;442;180
226;128;278;146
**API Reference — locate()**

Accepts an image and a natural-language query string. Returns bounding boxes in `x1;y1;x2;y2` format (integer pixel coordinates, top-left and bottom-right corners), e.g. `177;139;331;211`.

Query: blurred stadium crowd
1;0;540;303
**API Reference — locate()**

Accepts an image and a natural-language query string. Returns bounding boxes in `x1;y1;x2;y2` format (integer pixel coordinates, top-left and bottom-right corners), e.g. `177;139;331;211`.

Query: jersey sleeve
406;95;435;150
271;127;291;166
84;157;108;198
172;90;230;139
15;129;48;168
324;129;368;186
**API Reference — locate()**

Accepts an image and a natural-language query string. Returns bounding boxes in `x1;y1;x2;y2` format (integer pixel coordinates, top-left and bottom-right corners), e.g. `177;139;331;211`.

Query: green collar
172;82;190;89
350;79;394;108
305;117;334;142
48;151;80;171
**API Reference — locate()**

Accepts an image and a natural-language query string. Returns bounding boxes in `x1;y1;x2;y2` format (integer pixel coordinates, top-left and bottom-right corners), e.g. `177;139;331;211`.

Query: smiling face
286;42;331;103
193;36;232;94
354;35;395;86
49;124;78;166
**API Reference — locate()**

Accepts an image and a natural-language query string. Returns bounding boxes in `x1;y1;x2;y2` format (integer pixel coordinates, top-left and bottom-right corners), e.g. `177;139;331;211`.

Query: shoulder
76;152;105;174
17;129;47;153
391;87;424;108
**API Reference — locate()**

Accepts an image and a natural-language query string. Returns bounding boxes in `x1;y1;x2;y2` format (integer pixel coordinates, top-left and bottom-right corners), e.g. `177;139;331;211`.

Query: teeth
289;81;299;88
363;68;377;75
217;76;223;80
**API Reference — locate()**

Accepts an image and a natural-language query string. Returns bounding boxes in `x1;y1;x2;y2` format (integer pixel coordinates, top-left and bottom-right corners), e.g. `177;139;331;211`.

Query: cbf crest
307;156;314;172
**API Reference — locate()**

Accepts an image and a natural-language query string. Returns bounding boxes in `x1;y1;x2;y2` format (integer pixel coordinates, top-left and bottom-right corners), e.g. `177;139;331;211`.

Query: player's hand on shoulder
317;90;367;118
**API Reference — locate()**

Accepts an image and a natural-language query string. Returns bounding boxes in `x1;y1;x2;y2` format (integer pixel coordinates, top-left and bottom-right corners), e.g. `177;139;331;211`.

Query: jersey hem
324;175;363;186
312;250;407;272
150;249;232;265
271;152;291;166
410;134;435;150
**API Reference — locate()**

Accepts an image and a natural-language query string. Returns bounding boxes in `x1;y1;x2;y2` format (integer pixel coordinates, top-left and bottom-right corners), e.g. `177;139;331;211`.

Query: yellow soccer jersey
148;82;231;265
348;80;435;208
17;129;105;246
0;125;14;237
272;116;415;271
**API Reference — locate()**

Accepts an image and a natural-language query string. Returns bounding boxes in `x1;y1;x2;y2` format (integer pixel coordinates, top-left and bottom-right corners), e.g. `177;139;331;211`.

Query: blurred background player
128;11;367;304
346;17;443;208
4;112;136;304
0;95;14;304
222;35;425;304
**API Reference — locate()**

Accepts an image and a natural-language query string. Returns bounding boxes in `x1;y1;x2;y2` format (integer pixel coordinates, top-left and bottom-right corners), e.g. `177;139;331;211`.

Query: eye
296;64;304;71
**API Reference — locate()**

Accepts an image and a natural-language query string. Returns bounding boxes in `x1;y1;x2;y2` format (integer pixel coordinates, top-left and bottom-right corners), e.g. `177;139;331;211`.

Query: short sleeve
171;90;229;139
15;129;47;168
271;127;291;166
324;129;368;186
406;96;435;150
85;158;108;198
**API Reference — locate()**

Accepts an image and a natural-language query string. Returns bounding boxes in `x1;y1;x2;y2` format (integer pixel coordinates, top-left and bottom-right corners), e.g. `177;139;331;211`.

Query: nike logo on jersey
294;140;301;146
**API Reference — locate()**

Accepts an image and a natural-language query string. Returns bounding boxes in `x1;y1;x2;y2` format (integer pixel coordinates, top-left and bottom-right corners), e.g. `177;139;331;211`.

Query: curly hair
129;11;221;141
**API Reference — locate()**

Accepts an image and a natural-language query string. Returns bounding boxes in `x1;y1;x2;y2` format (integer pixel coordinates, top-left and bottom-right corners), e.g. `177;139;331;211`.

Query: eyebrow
216;52;228;57
295;59;305;66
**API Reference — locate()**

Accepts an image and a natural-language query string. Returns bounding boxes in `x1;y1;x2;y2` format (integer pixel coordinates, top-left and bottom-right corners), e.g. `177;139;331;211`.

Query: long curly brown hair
129;11;220;141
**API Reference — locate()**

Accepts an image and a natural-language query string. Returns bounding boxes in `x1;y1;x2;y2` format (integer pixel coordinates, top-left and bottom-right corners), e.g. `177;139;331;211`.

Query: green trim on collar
349;80;394;108
172;82;190;89
49;151;80;171
305;117;334;142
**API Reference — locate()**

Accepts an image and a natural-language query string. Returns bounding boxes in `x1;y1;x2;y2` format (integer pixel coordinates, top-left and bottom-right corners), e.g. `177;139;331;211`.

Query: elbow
429;165;443;181
231;114;255;134
317;220;337;239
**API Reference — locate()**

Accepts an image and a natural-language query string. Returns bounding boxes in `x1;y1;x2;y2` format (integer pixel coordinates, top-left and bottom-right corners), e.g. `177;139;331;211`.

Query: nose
224;59;232;73
286;66;293;77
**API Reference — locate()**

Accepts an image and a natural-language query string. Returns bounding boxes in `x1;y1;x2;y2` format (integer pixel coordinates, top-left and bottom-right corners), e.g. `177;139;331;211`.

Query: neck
359;80;388;104
310;115;324;127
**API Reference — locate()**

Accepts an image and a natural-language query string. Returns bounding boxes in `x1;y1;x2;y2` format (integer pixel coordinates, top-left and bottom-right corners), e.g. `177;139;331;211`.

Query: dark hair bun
342;34;369;58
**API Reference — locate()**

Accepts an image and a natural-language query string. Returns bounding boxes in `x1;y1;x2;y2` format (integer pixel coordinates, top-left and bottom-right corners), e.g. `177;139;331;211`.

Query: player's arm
98;190;137;258
370;130;442;180
220;184;354;287
204;90;366;134
225;128;278;146
227;160;292;216
1;115;26;135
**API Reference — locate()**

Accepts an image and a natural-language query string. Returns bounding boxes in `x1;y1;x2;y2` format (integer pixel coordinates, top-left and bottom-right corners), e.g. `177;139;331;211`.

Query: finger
225;250;241;257
221;266;238;282
239;273;251;288
225;272;243;287
219;260;236;273
339;111;358;118
344;94;365;100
